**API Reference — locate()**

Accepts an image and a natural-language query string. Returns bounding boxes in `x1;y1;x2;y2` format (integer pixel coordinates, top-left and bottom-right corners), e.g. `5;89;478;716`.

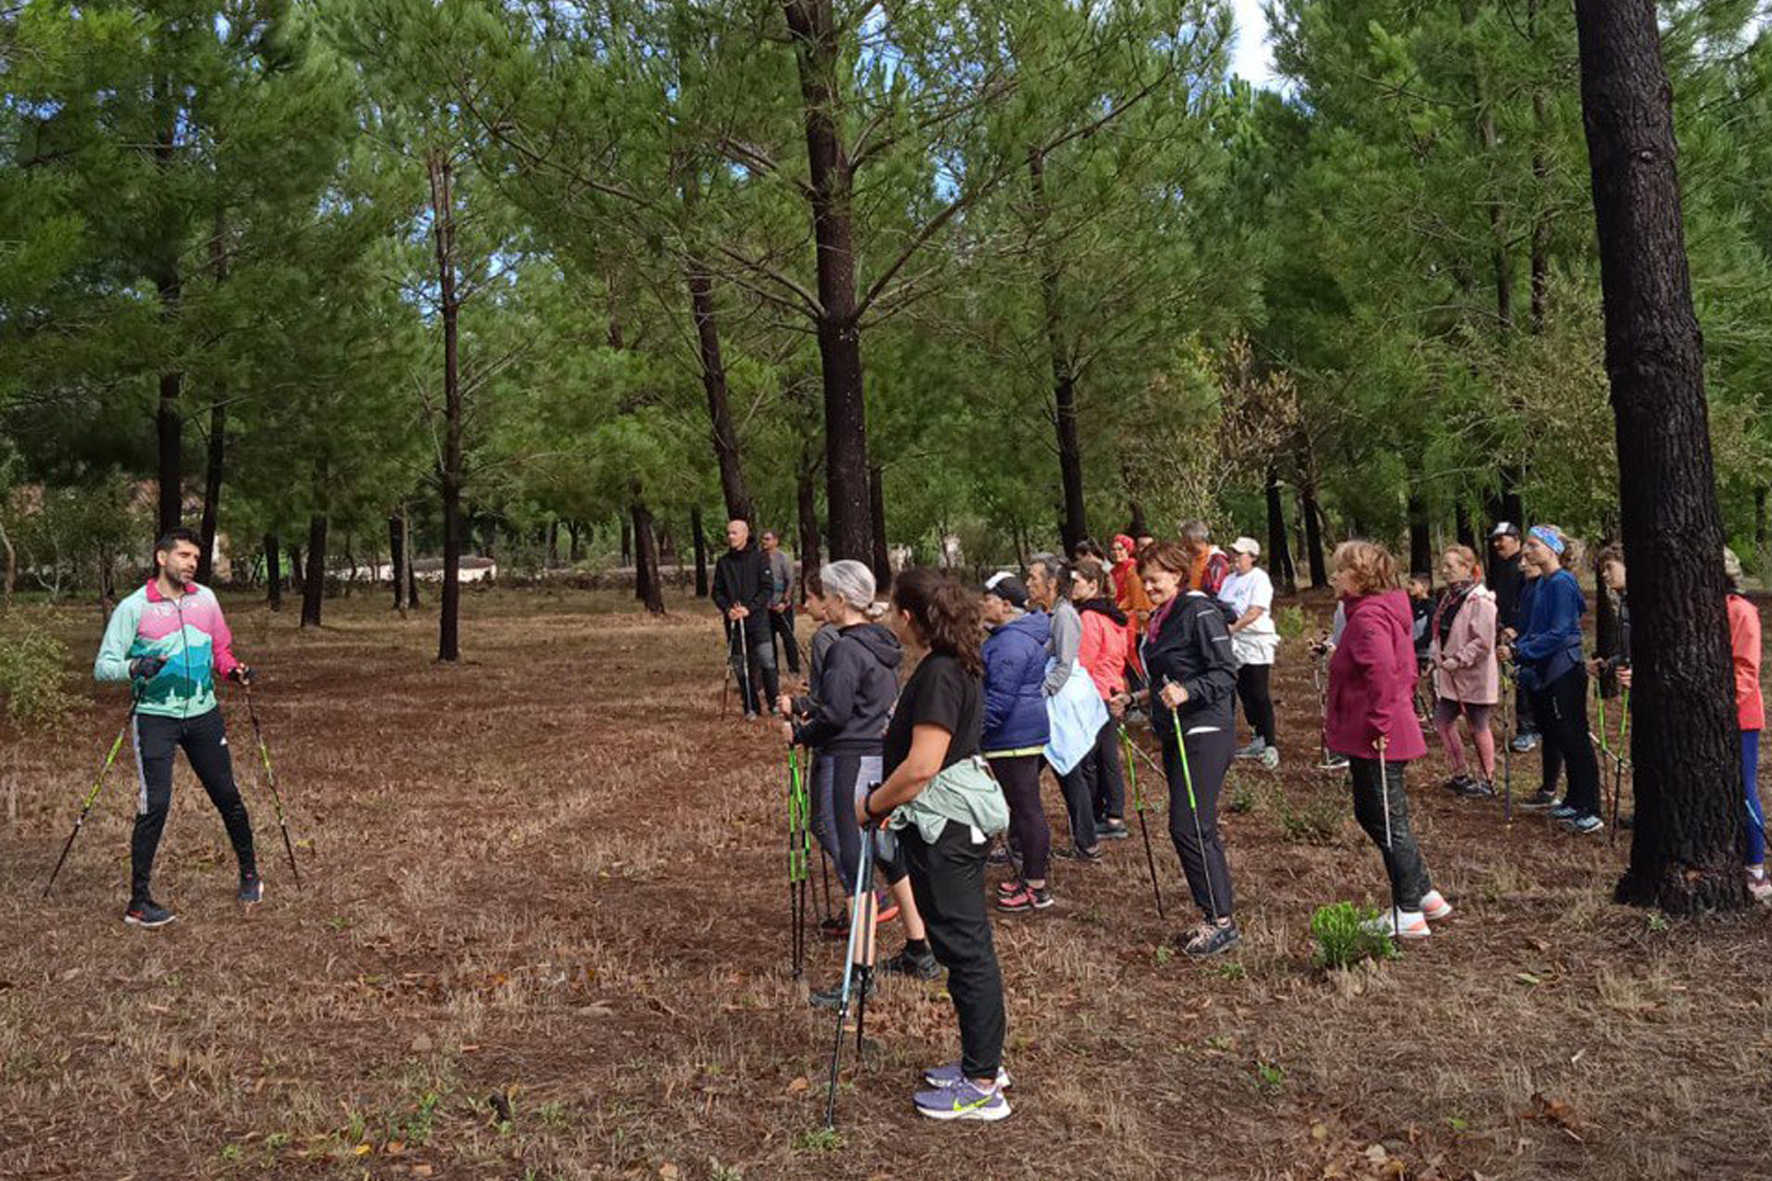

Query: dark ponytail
892;566;984;677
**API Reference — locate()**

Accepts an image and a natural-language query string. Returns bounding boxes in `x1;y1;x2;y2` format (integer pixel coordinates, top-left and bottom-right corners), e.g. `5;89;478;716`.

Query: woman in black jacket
1117;540;1240;957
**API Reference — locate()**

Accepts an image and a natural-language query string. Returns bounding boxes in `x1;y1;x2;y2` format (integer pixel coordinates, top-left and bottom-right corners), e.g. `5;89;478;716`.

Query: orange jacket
1729;593;1763;731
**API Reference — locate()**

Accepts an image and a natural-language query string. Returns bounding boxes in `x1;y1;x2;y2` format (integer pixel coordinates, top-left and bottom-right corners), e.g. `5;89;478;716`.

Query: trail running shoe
1444;774;1474;794
1099;820;1131;841
1420;890;1453;921
1517;789;1560;811
1563;814;1605;836
1548;803;1579;822
1260;746;1280;771
924;1061;1013;1090
124;900;177;929
1510;732;1541;754
1363;910;1431;940
997;884;1054;913
880;946;942;981
237;873;264;905
809;973;877;1010
914;1079;1012;1122
1453;778;1496;799
1055;845;1103;863
1235;738;1268;761
1319;752;1350;772
986;846;1012;867
819;915;849;941
1180;921;1241;958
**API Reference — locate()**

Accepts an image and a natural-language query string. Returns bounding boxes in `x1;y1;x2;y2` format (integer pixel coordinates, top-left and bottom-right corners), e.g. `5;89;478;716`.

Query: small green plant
1226;776;1258;815
708;1159;745;1181
794;1128;844;1153
1154;944;1174;967
1215;960;1247;982
1254;1060;1285;1095
0;618;81;731
1275;604;1307;641
1310;901;1400;970
1646;912;1670;933
1273;787;1344;844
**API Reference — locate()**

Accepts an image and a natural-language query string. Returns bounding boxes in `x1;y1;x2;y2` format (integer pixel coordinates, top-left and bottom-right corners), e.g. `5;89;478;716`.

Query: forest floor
3;586;1771;1181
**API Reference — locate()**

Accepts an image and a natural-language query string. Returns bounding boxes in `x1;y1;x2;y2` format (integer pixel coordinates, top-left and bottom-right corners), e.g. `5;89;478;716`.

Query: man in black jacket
1488;522;1539;751
713;519;777;718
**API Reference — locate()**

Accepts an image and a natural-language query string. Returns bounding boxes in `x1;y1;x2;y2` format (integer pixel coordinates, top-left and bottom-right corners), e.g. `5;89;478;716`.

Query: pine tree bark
868;463;891;591
691;507;709;598
428;150;464;662
1028;148;1088;552
1127;499;1149;541
155;283;183;534
1573;0;1743;912
264;534;282;612
783;0;873;566
687;260;755;523
197;400;225;585
300;514;327;628
632;495;665;615
1455;501;1477;551
288;545;303;594
1265;468;1296;593
389;510;408;612
1407;492;1432;577
1302;481;1328;589
620;515;632;566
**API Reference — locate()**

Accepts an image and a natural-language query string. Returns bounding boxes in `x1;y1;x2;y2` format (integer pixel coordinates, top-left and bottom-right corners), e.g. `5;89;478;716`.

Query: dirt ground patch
3;586;1770;1180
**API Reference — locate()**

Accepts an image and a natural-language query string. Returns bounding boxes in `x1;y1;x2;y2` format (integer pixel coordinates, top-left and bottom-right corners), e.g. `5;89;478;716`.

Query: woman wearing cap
1510;525;1604;834
1324;540;1451;938
1429;545;1500;797
1722;549;1769;902
979;573;1056;912
1219;537;1281;770
1118;540;1241;957
1071;559;1130;840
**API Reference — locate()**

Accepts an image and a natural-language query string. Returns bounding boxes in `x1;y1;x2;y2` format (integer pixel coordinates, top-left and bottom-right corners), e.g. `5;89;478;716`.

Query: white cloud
1230;0;1277;87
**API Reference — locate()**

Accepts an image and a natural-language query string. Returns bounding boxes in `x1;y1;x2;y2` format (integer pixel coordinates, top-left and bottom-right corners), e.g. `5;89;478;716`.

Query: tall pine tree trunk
783;0;873;566
264;534;282;612
1302;481;1328;589
428;150;464;662
389;509;408;612
1573;0;1742;912
155;282;183;534
868;464;890;591
1265;468;1296;593
1028;148;1087;552
687;260;755;522
196;220;229;586
300;514;327;628
1407;492;1432;577
633;494;664;615
691;507;709;598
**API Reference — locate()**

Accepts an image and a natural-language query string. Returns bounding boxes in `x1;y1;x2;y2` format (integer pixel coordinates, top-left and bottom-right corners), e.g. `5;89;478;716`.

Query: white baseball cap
1228;536;1261;557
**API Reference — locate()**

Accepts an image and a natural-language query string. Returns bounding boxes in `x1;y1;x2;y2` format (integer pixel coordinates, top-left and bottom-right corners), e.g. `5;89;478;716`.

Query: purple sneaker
922;1061;1012;1089
914;1078;1011;1121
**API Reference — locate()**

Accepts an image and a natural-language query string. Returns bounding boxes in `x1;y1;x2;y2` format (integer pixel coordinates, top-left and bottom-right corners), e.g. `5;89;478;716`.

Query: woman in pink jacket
1325;541;1451;939
1428;545;1500;798
1071;559;1132;841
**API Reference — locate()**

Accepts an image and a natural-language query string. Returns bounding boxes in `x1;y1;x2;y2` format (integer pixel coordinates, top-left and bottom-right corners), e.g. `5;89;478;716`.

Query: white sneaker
1420;890;1453;921
1748;871;1772;906
1363;910;1431;940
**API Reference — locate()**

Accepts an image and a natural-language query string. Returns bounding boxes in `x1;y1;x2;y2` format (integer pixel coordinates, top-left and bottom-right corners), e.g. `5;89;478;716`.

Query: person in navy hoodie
1325;540;1452;939
1510;525;1604;833
979;573;1055;912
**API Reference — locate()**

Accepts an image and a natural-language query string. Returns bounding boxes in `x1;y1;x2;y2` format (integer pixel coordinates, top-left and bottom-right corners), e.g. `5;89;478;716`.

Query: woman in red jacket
1072;559;1131;841
1723;548;1769;903
1325;541;1451;939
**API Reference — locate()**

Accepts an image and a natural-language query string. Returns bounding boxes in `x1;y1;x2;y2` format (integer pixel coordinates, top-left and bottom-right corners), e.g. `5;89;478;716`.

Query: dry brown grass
2;586;1771;1180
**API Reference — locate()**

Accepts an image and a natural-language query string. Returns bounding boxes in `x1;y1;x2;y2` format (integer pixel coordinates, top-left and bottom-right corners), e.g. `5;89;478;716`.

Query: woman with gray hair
783;560;941;993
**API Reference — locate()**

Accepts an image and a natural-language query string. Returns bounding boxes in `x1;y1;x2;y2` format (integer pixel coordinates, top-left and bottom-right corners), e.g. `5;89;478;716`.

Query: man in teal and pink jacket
95;527;260;928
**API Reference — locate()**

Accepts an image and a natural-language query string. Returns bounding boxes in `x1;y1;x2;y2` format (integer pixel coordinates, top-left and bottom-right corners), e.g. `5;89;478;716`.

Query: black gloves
228;665;254;687
128;656;166;681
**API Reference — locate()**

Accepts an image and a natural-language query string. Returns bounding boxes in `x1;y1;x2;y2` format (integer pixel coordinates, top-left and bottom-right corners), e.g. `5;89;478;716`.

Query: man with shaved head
712;518;778;718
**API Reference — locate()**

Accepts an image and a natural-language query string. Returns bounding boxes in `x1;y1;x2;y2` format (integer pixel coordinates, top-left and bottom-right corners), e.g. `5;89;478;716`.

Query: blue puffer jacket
983;611;1051;753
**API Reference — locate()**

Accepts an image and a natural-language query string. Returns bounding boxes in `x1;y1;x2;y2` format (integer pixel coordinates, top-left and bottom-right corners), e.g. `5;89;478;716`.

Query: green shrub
1310;901;1400;970
1272;787;1344;844
1226;775;1258;815
0;618;80;732
1275;603;1307;641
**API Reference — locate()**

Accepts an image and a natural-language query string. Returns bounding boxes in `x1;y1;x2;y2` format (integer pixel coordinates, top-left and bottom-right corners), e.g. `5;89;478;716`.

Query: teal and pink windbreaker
94;580;240;718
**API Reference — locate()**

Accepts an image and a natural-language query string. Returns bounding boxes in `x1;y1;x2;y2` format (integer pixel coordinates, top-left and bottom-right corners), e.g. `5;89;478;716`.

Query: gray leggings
813;752;902;888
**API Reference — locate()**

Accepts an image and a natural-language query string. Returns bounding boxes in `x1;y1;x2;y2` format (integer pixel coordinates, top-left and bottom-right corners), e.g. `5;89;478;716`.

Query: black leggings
1236;663;1277;747
1162;724;1236;921
902;821;1005;1080
131;708;256;902
989;754;1050;882
1347;758;1432;912
1530;666;1602;816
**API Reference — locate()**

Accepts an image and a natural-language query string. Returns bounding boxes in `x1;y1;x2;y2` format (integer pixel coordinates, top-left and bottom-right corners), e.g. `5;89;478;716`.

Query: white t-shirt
1218;567;1279;665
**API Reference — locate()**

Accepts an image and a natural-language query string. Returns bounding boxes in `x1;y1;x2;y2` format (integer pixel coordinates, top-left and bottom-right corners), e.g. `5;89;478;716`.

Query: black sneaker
881;946;942;981
819;915;850;941
809;972;878;1009
986;846;1012;867
1517;788;1560;810
1443;774;1474;794
1179;921;1241;958
1099;820;1131;841
1055;846;1103;863
237;873;264;905
124;900;177;929
1452;778;1496;799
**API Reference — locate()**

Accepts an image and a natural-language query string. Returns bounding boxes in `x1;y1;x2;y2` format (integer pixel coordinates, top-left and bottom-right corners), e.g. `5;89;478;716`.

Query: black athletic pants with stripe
131;707;256;903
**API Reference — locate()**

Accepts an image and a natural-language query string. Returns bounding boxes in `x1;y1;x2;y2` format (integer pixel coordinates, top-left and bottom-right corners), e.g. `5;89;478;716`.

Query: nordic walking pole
1501;661;1514;826
1594;681;1618;843
42;698;137;897
825;819;877;1130
1119;724;1165;920
786;743;811;978
243;684;302;889
1376;734;1397;938
1611;685;1630;842
737;617;754;715
719;623;735;717
1165;681;1220;924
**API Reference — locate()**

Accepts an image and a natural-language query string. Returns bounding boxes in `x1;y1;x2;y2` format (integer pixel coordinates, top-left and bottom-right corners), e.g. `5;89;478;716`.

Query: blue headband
1528;525;1565;555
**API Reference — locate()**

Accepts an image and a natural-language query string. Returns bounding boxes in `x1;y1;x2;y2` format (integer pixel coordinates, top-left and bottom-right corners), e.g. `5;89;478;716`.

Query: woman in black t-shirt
857;567;1010;1122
